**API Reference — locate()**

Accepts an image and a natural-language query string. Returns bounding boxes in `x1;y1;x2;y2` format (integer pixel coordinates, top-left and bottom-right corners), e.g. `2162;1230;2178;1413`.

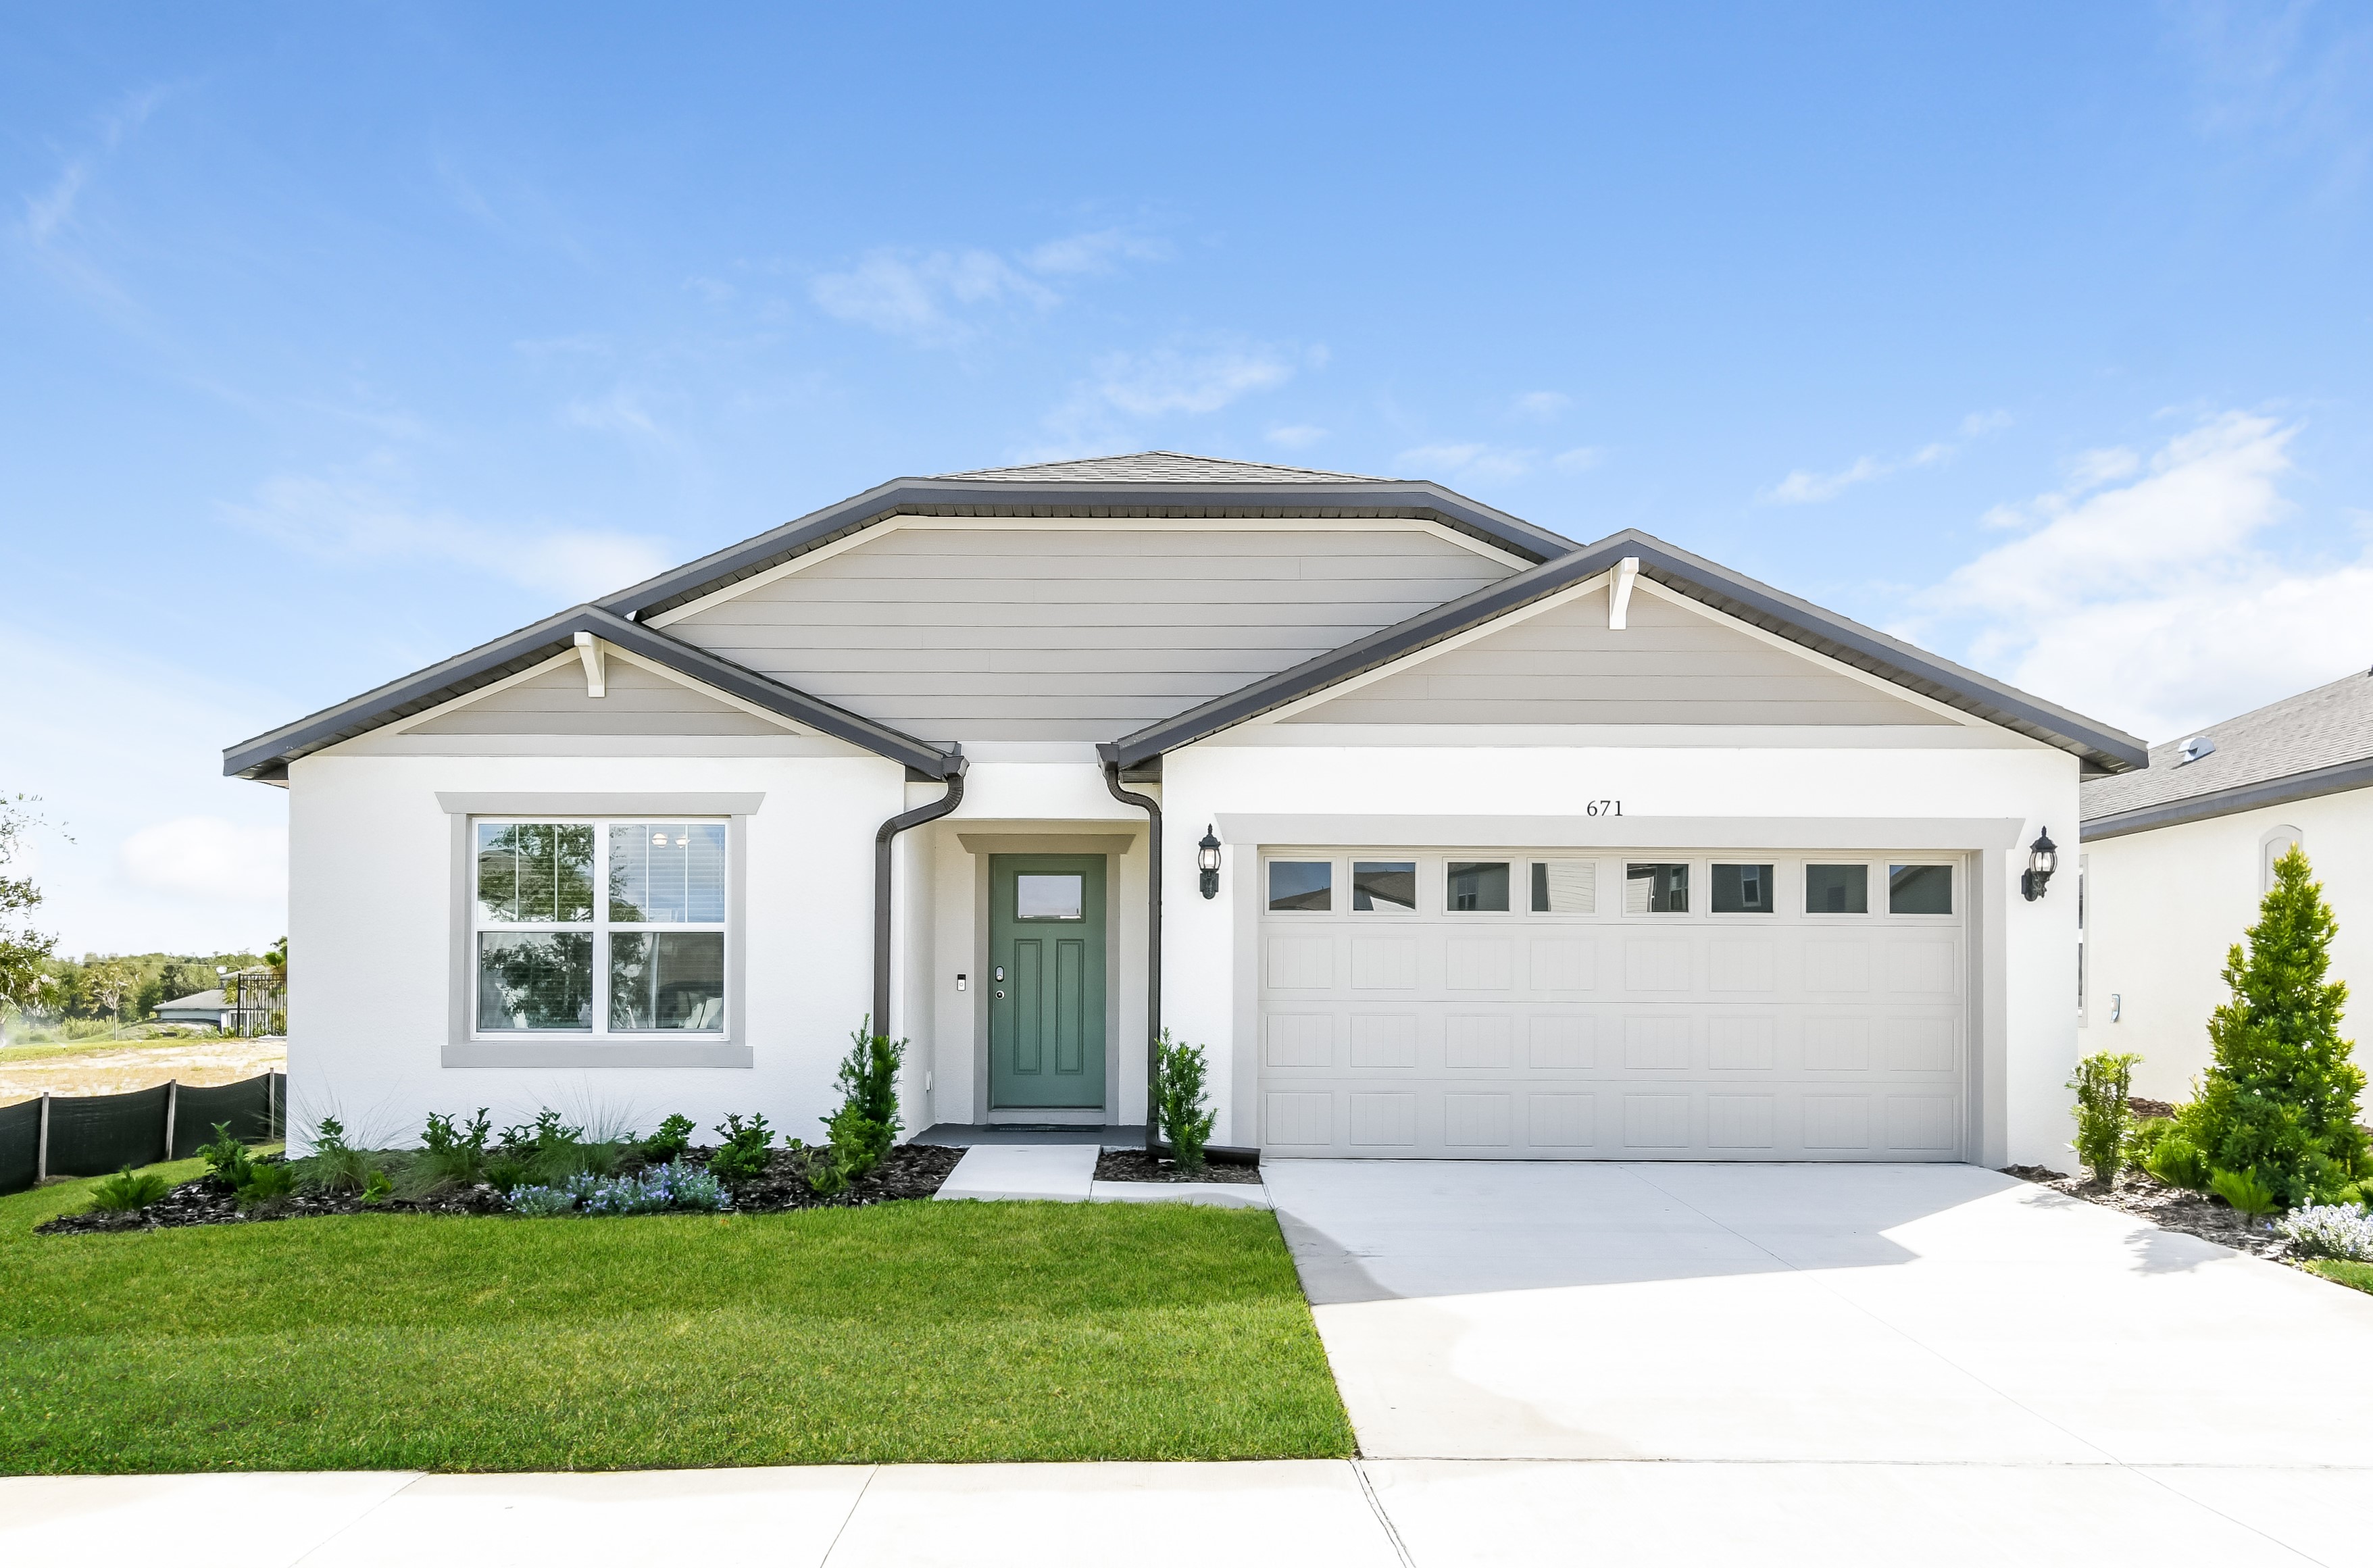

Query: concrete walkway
934;1142;1269;1207
13;1162;2371;1565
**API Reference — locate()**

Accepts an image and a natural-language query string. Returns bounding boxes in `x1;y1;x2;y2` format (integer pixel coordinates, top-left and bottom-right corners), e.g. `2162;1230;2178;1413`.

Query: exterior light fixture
1198;826;1222;900
2022;828;2058;903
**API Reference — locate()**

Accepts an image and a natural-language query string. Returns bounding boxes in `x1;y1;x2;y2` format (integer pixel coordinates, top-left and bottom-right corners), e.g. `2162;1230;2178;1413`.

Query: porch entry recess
988;854;1109;1110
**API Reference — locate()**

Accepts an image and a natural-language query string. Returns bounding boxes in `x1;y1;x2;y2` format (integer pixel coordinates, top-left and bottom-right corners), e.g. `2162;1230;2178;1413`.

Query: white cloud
1022;228;1169;275
1512;391;1571;420
1268;424;1328;449
120;817;286;904
1912;410;2364;740
1091;343;1296;417
1553;447;1606;472
1398;443;1537;483
1764;410;2012;505
224;467;670;603
810;248;1057;343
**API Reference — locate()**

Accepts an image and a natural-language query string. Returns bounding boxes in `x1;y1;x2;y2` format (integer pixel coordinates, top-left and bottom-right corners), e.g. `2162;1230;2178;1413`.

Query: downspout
873;751;966;1037
1100;753;1162;1155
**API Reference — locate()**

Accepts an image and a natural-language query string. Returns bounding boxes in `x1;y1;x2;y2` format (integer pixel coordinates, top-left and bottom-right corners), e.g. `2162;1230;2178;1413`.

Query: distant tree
84;956;137;1040
0;796;61;1045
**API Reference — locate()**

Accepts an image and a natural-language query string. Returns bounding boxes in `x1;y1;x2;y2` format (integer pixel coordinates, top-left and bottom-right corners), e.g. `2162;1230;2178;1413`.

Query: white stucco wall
1158;737;2083;1167
2080;787;2373;1110
286;750;908;1151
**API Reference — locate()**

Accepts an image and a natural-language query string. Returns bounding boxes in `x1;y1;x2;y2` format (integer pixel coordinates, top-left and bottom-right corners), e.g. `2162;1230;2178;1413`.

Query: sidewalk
6;1457;2364;1567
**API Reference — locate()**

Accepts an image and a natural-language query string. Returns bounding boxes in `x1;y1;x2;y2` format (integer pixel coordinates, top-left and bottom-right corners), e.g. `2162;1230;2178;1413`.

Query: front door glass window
1016;874;1085;920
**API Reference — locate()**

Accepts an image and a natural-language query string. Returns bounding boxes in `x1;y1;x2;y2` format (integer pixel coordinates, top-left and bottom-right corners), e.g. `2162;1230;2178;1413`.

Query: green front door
988;854;1107;1110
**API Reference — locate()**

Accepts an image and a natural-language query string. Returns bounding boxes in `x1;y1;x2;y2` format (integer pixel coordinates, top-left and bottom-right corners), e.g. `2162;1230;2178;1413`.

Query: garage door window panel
1268;860;1333;913
1352;861;1418;913
1447;861;1511;913
1888;864;1953;916
1529;860;1597;915
1805;863;1870;915
1626;862;1690;914
1711;863;1775;915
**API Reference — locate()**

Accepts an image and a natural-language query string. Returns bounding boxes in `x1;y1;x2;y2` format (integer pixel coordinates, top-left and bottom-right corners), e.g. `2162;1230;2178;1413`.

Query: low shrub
419;1109;492;1188
197;1121;255;1188
505;1163;729;1217
2124;1114;2178;1169
86;1166;170;1213
501;1107;631;1184
2146;1129;2212;1190
506;1184;576;1218
707;1113;774;1183
641;1113;697;1164
2276;1203;2373;1261
359;1169;395;1206
2209;1166;2281;1222
235;1160;297;1210
1155;1028;1218;1174
296;1115;387;1196
2068;1050;2141;1184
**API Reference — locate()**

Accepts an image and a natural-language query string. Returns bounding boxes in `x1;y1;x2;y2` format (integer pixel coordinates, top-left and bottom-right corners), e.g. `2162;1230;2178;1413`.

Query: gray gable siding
663;524;1516;742
1282;585;1953;728
407;657;798;737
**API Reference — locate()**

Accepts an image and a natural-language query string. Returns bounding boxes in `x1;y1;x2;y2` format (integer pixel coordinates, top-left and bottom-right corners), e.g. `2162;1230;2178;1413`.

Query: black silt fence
0;1071;285;1196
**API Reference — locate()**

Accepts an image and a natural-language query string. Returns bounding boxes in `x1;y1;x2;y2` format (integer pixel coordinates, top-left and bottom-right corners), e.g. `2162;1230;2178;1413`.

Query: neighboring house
155;989;229;1029
2080;669;2373;1108
227;453;2144;1166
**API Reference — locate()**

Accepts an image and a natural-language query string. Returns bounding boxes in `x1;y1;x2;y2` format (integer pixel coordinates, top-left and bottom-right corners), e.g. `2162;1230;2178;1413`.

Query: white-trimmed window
472;819;728;1035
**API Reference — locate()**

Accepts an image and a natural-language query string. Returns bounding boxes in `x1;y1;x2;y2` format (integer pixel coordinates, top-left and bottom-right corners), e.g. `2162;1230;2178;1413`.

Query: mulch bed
34;1142;966;1236
1093;1149;1263;1185
1999;1163;2295;1260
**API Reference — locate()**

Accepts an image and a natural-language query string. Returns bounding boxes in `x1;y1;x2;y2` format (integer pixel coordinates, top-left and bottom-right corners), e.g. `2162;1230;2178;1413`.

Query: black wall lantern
2022;827;2058;902
1197;826;1222;899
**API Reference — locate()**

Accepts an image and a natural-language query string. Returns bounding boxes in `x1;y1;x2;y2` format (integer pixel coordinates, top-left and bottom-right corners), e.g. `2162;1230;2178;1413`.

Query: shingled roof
937;451;1388;484
2081;668;2373;838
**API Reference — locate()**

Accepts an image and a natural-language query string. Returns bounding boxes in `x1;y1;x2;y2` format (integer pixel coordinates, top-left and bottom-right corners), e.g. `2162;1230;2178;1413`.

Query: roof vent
2178;735;2216;765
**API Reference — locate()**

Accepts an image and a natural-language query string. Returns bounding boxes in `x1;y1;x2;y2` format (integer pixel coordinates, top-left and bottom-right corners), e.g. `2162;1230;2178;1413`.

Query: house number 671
1585;800;1623;817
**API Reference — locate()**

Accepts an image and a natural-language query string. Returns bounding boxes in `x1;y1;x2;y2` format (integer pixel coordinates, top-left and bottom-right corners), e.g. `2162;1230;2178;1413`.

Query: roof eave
2082;755;2373;841
1107;529;2149;773
223;605;958;782
594;476;1578;623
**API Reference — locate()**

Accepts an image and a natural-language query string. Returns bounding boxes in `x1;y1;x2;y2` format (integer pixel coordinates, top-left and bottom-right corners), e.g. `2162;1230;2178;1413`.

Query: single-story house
155;989;229;1030
2080;668;2373;1109
227;453;2145;1165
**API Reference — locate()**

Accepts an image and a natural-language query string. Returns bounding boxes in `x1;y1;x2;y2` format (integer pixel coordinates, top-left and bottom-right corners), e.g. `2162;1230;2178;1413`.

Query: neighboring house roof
937;451;1387;484
2081;668;2373;839
157;990;226;1013
224;604;961;783
1103;528;2150;775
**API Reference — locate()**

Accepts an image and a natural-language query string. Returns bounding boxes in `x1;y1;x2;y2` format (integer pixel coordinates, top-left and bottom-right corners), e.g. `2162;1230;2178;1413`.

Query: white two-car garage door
1257;849;1970;1160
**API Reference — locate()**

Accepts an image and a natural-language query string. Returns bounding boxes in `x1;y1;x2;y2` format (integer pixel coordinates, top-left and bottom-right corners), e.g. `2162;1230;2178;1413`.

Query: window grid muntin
472;817;728;1037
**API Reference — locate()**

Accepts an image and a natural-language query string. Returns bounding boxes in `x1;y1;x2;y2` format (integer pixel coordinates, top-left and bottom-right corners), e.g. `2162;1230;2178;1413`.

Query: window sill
442;1040;753;1069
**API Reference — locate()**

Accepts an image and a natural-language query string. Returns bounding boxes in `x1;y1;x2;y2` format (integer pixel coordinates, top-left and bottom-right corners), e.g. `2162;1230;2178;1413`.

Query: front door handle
994;989;1005;999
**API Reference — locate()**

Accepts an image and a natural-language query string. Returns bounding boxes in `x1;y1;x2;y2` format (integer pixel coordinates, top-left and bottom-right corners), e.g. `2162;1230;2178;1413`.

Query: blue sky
4;2;2370;954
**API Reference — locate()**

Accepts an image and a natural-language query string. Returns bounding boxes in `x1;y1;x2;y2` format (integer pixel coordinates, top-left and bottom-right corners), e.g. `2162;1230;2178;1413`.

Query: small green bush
2068;1050;2141;1184
641;1113;696;1163
419;1109;492;1188
359;1169;395;1206
296;1115;386;1196
707;1112;774;1183
1155;1028;1218;1174
235;1160;297;1210
197;1121;255;1188
2146;1130;2212;1191
86;1167;170;1213
2209;1166;2281;1222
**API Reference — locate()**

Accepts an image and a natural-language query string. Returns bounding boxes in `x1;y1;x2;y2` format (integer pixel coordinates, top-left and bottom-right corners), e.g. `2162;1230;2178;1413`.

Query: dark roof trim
596;477;1578;622
1104;529;2151;774
2081;755;2373;841
224;605;959;781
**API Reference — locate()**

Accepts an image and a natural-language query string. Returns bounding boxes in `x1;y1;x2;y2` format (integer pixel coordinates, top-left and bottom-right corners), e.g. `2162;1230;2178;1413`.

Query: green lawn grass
0;1161;1352;1473
2307;1259;2373;1295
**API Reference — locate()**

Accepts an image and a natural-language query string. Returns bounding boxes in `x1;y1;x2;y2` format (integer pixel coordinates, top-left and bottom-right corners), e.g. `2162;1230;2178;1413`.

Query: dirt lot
0;1036;286;1105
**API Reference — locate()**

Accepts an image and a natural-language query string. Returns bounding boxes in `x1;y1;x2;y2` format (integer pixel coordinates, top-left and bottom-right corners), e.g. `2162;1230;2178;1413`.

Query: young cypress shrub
2180;846;2371;1209
2068;1051;2141;1184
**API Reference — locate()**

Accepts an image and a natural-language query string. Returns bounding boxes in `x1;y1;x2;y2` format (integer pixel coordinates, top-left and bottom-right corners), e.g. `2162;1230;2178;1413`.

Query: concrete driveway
1264;1159;2373;1563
